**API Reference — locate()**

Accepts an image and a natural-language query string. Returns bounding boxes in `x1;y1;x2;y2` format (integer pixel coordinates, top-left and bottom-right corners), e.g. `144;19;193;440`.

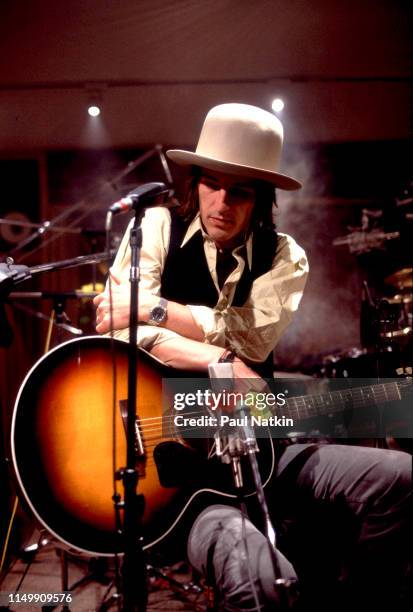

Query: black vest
161;212;278;378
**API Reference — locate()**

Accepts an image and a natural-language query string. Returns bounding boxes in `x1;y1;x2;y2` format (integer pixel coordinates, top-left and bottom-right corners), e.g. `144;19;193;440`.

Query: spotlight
88;104;101;117
271;98;285;113
85;86;104;117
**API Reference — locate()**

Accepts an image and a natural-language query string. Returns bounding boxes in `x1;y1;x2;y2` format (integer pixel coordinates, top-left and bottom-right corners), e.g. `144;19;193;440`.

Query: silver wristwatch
148;297;168;326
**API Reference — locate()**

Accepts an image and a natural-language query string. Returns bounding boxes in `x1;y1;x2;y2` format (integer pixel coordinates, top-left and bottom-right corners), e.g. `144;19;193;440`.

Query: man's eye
203;180;220;191
229;187;253;199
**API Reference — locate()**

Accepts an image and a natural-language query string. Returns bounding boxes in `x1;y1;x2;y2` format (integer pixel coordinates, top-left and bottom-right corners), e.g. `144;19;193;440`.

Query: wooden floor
0;533;204;612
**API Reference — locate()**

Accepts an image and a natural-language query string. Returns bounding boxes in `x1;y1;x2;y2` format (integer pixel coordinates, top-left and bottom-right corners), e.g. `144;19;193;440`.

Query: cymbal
384;268;413;289
386;293;413;305
78;282;104;297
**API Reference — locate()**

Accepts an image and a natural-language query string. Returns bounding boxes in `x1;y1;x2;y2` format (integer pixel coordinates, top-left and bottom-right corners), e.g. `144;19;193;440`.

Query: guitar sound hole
154;442;208;487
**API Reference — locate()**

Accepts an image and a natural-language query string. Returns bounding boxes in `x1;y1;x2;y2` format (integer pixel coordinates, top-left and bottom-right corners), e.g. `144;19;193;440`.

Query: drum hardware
376;294;413;349
0;252;114;348
384;267;413;290
360;276;413;355
332;194;412;346
332;229;399;255
386;294;413;304
7;290;103;353
380;327;411;340
319;345;408;380
332;208;400;255
9;300;83;339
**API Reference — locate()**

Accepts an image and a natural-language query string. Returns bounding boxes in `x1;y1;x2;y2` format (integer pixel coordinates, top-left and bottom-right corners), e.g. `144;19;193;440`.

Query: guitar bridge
119;400;146;477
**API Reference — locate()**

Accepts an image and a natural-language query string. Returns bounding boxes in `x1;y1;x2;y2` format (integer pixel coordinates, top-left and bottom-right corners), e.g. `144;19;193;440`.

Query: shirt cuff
187;304;219;340
110;324;180;351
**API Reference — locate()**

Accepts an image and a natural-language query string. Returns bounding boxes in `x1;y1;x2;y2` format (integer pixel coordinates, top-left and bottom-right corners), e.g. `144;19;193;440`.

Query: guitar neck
283;381;402;421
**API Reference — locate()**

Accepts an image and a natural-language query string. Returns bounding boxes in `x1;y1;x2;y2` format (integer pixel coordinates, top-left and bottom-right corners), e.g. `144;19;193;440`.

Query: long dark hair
178;167;277;232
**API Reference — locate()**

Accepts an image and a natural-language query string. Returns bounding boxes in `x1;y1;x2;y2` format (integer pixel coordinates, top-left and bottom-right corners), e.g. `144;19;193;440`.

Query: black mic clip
109;182;170;215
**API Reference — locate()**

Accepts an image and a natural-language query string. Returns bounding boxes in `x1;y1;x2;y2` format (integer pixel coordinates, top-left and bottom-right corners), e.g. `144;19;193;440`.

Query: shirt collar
181;213;253;270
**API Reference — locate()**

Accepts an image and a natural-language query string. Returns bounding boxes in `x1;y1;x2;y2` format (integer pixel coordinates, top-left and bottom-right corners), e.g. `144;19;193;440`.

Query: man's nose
216;188;230;208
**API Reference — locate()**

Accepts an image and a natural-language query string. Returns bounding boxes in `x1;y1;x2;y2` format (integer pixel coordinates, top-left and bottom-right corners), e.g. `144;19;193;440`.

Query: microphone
109;182;170;215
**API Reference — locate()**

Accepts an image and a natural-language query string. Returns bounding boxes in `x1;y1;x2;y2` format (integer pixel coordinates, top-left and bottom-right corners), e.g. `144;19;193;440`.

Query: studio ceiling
0;0;412;151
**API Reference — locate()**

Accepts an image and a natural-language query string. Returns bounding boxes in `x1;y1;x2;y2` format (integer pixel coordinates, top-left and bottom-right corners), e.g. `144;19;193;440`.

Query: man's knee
187;504;297;610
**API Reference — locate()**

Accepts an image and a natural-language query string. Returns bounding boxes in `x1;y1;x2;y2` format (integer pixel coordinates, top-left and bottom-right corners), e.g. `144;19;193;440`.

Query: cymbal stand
6;292;93;351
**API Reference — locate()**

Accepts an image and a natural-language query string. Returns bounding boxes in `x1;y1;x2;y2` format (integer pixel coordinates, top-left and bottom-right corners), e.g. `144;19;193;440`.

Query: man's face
198;170;256;249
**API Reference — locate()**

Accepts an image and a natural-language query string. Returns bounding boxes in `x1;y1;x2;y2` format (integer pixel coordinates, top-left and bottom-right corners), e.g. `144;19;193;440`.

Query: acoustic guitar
11;336;411;556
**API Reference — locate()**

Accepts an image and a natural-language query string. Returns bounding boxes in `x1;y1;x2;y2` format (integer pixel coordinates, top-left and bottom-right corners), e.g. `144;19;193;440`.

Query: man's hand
230;357;269;401
231;358;261;380
93;272;157;334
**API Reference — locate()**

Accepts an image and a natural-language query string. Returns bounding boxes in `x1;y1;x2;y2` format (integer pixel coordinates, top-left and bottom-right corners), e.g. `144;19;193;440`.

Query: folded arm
93;209;308;376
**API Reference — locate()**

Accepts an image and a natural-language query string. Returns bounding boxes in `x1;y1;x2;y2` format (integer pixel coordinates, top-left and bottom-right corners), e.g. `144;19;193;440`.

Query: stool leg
60;550;71;612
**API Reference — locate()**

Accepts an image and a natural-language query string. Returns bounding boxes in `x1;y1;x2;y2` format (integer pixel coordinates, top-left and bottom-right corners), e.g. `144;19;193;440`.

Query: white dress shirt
109;207;308;364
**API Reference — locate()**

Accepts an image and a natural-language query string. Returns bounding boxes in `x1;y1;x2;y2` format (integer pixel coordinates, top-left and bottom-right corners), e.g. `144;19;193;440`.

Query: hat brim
166;150;301;191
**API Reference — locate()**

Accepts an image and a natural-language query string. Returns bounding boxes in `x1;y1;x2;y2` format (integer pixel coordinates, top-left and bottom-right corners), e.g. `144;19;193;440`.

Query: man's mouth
209;216;232;226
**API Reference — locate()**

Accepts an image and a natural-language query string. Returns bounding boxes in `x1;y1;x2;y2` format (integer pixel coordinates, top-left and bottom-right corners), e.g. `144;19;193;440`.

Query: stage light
88;104;101;117
271;98;285;113
86;86;104;117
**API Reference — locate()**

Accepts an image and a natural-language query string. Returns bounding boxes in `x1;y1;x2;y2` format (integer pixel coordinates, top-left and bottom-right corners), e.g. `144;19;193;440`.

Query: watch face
151;306;166;323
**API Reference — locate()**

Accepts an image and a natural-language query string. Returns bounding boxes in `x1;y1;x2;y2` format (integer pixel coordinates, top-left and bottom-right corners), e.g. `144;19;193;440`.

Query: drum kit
321;267;412;379
312;189;412;456
327;191;412;379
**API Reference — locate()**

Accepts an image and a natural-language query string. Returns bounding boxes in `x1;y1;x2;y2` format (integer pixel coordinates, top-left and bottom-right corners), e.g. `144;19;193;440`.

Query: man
94;104;411;610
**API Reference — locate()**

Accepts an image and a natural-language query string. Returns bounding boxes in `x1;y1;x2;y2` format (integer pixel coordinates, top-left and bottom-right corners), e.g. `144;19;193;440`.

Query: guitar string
123;423;288;451
134;384;400;435
78;382;403;457
112;413;276;448
125;387;404;444
123;382;401;430
137;416;271;437
97;378;402;431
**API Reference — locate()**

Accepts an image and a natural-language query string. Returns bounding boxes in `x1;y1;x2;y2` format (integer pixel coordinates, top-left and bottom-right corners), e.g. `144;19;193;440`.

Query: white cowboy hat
167;103;301;191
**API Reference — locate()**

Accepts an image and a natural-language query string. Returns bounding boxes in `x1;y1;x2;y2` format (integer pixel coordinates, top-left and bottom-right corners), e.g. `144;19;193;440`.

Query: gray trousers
187;444;412;611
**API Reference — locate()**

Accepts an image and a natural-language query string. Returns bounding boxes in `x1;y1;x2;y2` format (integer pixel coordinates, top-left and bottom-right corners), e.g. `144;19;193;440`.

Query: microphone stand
122;208;147;611
106;208;146;611
208;363;297;609
235;403;298;608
